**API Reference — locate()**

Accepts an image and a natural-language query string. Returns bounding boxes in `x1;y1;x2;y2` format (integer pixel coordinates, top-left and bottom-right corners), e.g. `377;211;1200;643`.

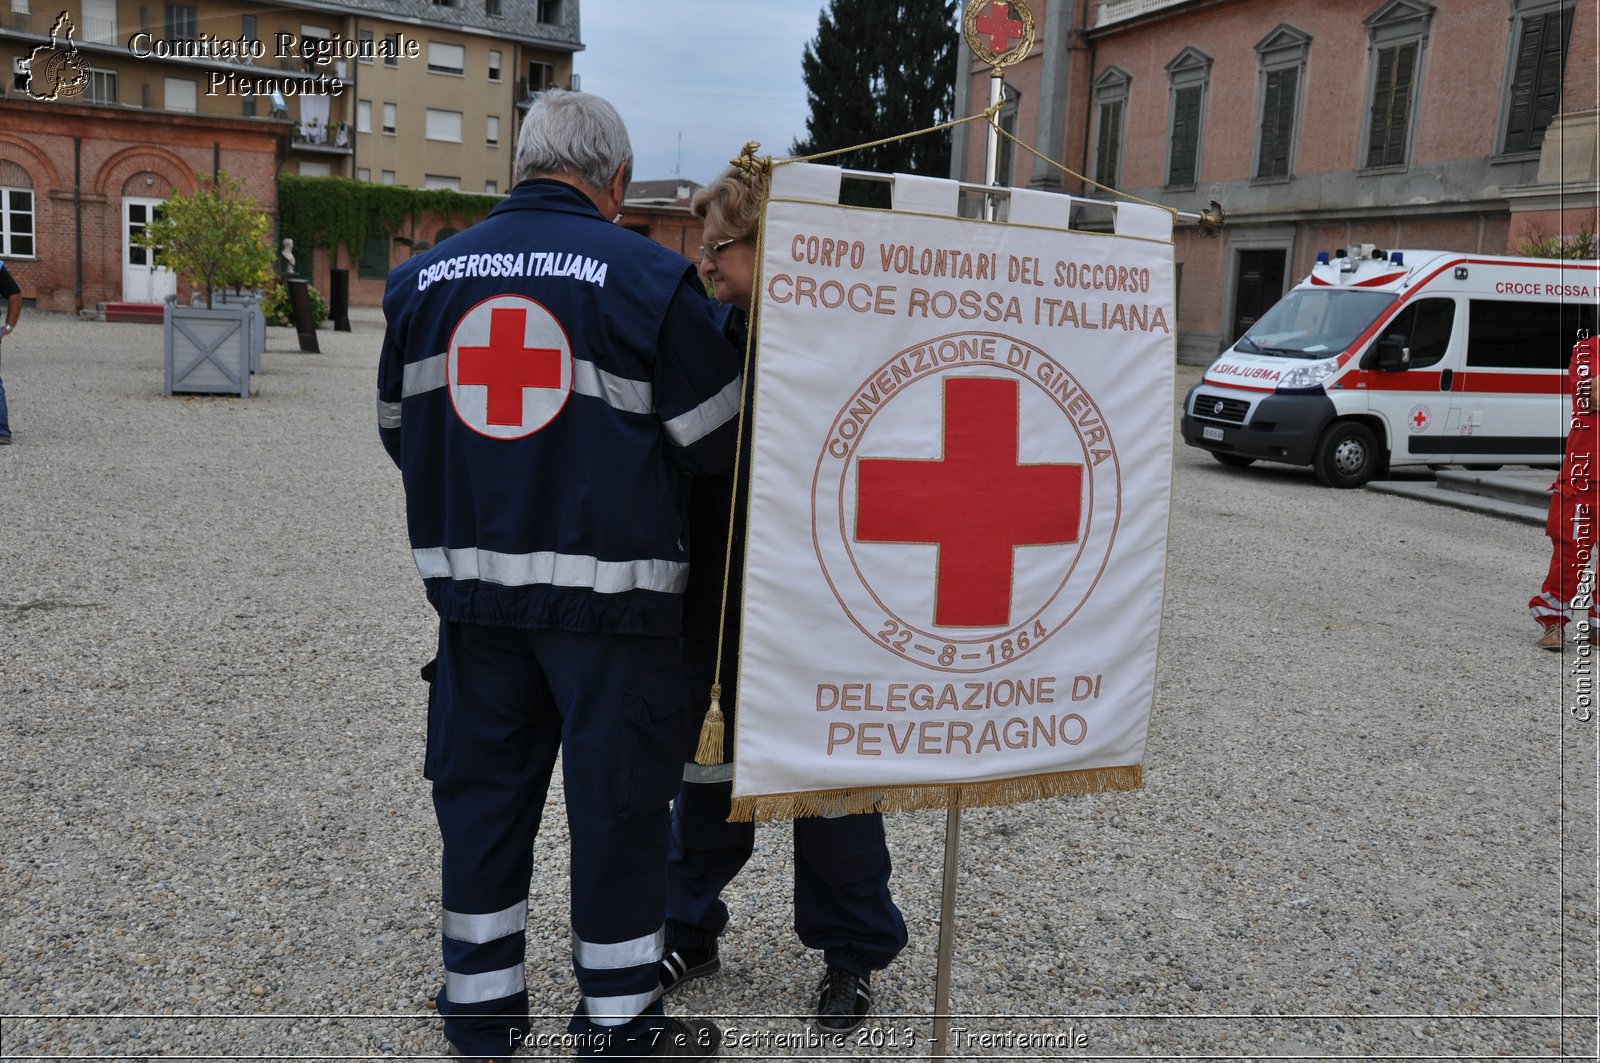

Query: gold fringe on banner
727;764;1142;823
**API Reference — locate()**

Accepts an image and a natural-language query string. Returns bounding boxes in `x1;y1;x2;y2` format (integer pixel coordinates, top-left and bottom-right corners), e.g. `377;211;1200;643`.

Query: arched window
0;160;36;258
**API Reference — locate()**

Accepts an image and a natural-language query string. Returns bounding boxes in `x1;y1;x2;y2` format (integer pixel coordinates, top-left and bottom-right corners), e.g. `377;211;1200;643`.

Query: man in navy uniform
378;89;740;1060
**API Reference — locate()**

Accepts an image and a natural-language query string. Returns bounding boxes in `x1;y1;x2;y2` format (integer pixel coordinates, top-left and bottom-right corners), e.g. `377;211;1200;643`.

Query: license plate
1203;425;1224;442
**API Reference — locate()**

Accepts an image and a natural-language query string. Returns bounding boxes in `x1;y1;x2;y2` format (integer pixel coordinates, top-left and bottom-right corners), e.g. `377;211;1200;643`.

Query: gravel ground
0;310;1595;1061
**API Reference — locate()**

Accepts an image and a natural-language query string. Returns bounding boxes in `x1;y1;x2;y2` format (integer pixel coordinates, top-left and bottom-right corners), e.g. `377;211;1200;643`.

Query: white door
123;197;176;303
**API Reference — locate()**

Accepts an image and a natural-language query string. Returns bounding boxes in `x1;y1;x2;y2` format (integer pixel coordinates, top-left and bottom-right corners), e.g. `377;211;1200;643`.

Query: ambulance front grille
1194;395;1250;424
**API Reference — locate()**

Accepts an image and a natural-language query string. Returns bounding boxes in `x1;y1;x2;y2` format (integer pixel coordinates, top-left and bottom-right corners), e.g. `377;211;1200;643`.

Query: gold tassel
694;684;725;766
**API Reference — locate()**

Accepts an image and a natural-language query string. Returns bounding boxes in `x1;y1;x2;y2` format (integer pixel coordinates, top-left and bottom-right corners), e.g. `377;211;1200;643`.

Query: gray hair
513;88;634;192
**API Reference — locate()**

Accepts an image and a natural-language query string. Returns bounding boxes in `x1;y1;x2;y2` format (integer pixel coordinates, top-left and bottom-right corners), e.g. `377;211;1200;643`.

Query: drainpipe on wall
1075;0;1095;197
74;136;83;313
213;142;220;183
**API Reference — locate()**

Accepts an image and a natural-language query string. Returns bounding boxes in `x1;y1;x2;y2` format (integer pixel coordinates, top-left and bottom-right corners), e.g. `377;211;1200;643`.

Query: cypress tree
792;0;959;201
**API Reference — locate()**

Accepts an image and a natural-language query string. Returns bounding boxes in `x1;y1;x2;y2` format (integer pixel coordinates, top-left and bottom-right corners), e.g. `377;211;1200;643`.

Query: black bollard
330;268;352;332
287;277;321;353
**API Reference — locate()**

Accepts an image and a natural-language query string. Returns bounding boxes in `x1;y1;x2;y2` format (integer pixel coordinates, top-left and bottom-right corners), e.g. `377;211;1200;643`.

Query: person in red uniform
1530;336;1600;649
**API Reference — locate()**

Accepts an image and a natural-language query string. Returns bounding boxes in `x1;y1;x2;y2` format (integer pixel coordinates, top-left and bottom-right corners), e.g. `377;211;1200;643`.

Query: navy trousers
666;775;908;976
663;654;907;976
427;620;691;1058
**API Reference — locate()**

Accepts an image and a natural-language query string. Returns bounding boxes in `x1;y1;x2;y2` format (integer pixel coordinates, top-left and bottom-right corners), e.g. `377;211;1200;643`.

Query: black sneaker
643;1016;721;1058
814;966;871;1033
658;942;720;994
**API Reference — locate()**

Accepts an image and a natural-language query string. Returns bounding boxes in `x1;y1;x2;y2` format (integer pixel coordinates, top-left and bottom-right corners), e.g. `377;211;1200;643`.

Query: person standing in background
1530;336;1600;648
659;164;908;1034
0;259;24;444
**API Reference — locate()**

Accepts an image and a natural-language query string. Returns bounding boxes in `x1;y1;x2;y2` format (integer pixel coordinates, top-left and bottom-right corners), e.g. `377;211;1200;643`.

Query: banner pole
929;788;961;1058
983;70;1003;221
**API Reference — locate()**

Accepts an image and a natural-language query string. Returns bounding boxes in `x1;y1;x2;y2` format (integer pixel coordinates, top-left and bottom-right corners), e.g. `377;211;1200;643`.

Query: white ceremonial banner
729;174;1174;820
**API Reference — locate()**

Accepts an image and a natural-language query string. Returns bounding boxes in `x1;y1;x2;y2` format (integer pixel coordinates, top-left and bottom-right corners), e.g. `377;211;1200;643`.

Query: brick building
0;0;580;312
0;97;284;312
620;178;705;263
953;0;1599;363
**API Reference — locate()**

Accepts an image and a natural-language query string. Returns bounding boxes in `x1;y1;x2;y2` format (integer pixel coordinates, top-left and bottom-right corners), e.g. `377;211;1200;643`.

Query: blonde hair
691;165;767;241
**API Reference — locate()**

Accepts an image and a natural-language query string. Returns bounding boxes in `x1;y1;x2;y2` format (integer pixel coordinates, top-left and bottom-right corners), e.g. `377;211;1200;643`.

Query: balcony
1096;0;1193;28
515;73;578;109
291;122;353;155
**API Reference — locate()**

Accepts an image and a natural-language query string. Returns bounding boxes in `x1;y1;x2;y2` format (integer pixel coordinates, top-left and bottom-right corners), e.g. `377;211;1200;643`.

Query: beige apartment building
3;0;579;192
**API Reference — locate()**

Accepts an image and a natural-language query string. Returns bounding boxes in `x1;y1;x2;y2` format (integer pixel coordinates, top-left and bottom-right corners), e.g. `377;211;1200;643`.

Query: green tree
792;0;959;200
1518;224;1598;260
138;172;274;309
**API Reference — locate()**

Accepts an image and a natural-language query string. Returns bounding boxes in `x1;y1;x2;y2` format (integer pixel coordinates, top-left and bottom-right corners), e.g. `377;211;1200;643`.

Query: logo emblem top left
446;294;573;440
28;12;89;101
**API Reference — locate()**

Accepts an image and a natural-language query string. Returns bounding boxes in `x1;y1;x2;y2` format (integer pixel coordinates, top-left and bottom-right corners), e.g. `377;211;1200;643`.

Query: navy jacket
378;179;741;635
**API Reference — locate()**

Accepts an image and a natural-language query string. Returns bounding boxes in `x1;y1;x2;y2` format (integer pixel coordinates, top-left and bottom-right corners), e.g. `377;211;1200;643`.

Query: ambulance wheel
1212;452;1256;467
1313;422;1381;488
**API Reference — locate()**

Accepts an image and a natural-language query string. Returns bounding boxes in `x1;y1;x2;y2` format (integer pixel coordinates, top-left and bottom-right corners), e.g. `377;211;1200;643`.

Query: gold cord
985;111;1178;221
779;99;1005;169
695;220;764;766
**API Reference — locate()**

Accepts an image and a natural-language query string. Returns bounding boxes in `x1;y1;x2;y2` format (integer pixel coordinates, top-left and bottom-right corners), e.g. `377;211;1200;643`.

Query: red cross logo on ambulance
812;330;1122;674
1408;404;1431;433
446;295;573;439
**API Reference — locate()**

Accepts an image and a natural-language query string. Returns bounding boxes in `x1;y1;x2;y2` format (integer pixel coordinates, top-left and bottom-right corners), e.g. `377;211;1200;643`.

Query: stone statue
280;238;295;274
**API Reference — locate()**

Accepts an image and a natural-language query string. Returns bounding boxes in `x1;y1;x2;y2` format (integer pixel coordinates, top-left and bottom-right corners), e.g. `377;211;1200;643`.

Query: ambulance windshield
1236;289;1395;359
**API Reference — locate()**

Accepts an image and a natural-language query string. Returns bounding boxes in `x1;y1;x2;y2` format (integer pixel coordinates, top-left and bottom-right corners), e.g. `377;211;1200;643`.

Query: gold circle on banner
962;0;1036;69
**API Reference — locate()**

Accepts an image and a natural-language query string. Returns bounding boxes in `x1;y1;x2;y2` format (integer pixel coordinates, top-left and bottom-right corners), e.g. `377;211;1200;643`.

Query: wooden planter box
218;291;266;375
163;297;253;397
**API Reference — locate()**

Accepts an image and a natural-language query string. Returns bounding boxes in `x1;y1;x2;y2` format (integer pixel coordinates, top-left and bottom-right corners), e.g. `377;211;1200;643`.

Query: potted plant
137;172;274;396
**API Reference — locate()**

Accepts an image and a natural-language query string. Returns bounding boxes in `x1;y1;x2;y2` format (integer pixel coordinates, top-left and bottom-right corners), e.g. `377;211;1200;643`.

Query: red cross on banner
975;0;1024;53
855;376;1083;628
457;306;563;427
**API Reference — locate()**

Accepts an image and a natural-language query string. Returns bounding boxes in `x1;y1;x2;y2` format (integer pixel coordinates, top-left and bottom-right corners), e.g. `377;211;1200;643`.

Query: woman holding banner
660;164;908;1033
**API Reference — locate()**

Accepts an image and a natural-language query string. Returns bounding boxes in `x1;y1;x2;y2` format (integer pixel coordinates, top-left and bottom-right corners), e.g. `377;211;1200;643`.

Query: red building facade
0;98;285;314
954;0;1599;363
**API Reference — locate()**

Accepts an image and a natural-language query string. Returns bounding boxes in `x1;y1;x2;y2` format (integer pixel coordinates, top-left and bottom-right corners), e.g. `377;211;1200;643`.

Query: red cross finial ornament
963;0;1035;69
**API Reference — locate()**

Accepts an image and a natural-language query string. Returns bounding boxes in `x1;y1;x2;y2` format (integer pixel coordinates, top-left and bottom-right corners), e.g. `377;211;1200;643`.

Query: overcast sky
573;2;827;186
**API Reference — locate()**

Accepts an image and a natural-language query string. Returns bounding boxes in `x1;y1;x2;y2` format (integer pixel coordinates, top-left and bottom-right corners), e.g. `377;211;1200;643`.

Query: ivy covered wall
278;175;501;279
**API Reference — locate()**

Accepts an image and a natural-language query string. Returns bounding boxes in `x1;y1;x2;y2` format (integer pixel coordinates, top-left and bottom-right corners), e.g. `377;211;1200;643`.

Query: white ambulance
1181;247;1600;486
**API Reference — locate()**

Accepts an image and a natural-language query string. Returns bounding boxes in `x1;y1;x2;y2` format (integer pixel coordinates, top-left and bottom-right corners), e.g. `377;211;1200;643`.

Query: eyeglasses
697;237;739;262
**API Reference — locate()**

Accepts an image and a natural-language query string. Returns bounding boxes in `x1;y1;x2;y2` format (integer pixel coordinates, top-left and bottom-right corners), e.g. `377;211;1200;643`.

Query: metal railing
1096;0;1191;27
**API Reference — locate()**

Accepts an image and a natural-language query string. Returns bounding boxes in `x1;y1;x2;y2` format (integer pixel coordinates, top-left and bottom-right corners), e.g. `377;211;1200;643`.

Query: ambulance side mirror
1374;335;1410;372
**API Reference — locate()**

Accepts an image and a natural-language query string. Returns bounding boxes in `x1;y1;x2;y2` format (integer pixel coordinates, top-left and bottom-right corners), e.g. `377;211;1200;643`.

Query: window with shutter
1091;68;1131;192
360;224;390;279
1252;25;1310;181
1360;1;1433;171
1365;42;1416;167
1165;48;1212;188
1168;87;1201;185
1256;68;1298;178
1502;6;1573;154
1096;100;1123;189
